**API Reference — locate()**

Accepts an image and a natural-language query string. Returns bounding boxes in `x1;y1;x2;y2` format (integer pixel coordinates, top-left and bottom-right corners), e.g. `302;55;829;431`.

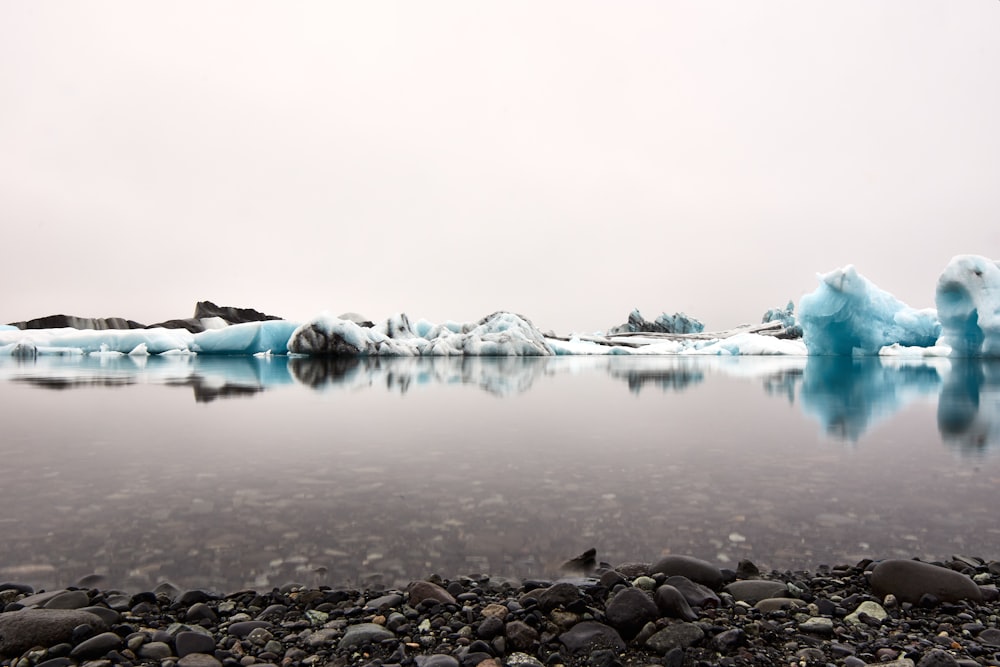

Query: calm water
1;354;998;594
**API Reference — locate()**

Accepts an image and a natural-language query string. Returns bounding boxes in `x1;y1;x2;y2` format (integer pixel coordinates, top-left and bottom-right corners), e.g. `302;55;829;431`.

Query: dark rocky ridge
7;301;283;334
0;555;998;667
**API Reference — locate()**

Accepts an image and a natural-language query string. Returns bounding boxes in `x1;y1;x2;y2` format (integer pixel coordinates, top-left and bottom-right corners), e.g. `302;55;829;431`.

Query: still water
1;354;998;594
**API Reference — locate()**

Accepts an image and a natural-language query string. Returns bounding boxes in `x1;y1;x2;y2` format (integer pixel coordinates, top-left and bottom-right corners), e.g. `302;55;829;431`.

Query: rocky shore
1;555;998;667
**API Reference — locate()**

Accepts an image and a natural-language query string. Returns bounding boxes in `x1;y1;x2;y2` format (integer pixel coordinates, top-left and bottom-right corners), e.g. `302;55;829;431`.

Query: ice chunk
761;300;803;338
192;320;300;355
690;333;808;356
0;326;195;355
289;311;553;356
609;308;704;335
935;255;1000;357
798;265;941;355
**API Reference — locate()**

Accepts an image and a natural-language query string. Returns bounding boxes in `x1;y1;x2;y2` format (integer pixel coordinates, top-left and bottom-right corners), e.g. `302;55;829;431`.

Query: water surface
1;354;997;593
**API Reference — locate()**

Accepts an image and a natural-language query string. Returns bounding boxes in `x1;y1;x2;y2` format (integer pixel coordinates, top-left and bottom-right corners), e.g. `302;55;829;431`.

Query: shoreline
2;555;999;667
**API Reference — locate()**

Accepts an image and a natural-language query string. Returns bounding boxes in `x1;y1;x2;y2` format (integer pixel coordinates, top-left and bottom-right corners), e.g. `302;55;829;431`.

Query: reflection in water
939;360;1000;458
2;354;999;454
605;357;704;393
2;352;1000;593
798;357;944;441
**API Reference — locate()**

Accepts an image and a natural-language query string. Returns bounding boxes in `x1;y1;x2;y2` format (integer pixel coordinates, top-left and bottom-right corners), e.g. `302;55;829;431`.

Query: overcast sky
2;2;998;333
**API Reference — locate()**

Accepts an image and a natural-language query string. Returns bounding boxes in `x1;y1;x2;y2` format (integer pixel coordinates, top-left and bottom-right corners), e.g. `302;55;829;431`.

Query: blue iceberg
799;265;940;355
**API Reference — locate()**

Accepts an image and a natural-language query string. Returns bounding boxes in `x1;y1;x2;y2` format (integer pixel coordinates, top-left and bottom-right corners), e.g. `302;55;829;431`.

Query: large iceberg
935;255;1000;357
288;311;555;356
798;265;940;355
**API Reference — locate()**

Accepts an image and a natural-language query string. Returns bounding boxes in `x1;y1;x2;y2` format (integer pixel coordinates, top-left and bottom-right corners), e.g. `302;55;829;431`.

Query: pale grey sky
2;1;998;333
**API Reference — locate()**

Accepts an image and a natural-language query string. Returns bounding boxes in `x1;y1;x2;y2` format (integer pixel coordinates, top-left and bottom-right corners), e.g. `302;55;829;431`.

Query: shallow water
1;354;998;594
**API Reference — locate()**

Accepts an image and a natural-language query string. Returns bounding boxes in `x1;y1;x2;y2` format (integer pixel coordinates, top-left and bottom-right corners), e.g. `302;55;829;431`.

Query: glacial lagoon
1;354;998;594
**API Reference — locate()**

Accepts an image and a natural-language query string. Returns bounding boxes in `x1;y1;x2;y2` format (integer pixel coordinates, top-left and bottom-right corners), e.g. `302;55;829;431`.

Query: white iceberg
935;255;1000;357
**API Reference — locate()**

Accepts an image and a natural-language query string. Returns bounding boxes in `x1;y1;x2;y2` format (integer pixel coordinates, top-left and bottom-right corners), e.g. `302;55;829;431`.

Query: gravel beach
1;555;998;667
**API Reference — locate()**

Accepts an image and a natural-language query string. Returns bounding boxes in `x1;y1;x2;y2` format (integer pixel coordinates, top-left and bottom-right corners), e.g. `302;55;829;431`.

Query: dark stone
365;593;404;611
561;548;598;575
408;580;456;606
870;559;984;604
978;628;1000;647
645;622;705;654
176;631;217;657
505;620;539;652
654;585;698;621
917;649;961;667
531;582;580;613
69;631;123;658
605;588;659;639
709;628;745;653
226;621;271;638
420;654;460;667
664;576;720;608
0;609;108;656
0;583;34;595
338;623;394;649
588;648;623;667
736;560;760;578
78;606;119;627
177;590;216;606
186;602;218;623
178;654;223;667
477;616;504;640
558;621;625;655
649;556;724;590
723;580;789;604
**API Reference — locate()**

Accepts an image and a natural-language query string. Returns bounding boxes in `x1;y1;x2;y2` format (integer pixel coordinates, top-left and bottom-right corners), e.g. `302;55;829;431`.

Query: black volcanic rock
9;315;145;330
193;300;282;324
10;301;282;333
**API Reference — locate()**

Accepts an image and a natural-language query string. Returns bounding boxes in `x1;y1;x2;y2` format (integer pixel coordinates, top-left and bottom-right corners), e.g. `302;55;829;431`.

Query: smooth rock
42;590;90;610
724;580;789;604
176;631;217;657
530;582;580;612
916;649;960;667
227;621;272;638
654;585;698;621
649;556;724;590
408;580;457;606
178;654;223;667
798;617;834;634
754;597;805;613
0;609;108;656
504;620;539;652
69;631;122;658
979;628;1000;647
419;654;460;667
870;559;983;604
645;622;705;654
338;622;394;649
845;600;888;625
664;575;720;608
558;621;625;654
138;641;173;659
605;588;659;639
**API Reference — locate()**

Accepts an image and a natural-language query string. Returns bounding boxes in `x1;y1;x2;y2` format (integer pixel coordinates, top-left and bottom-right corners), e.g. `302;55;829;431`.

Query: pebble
0;556;995;667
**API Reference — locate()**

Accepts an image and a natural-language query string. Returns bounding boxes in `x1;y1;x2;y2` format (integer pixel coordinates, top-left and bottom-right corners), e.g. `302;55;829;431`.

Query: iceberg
288;311;554;357
609;309;704;335
935;255;1000;357
798;265;940;355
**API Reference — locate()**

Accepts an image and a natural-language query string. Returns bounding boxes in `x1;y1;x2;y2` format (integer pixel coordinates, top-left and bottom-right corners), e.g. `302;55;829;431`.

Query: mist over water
1;355;998;594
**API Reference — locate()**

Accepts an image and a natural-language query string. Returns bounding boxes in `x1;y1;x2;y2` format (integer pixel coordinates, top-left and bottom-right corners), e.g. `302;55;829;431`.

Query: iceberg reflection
938;360;1000;458
2;354;998;455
